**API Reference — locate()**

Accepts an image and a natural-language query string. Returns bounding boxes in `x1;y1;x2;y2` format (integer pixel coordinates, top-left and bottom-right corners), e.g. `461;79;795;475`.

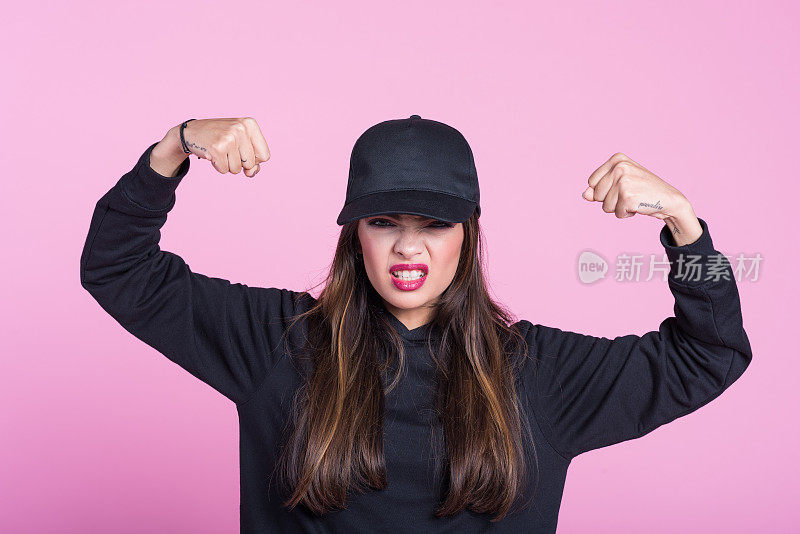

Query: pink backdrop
2;1;797;532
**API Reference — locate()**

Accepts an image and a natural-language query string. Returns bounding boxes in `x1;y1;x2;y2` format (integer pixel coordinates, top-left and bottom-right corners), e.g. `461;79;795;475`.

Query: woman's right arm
79;120;311;406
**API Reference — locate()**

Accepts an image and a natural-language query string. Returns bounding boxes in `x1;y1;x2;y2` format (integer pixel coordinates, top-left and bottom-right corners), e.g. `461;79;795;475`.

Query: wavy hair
274;212;539;522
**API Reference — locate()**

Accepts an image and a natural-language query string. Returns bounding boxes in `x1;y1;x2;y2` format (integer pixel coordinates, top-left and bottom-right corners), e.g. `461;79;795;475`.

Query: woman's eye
367;218;453;228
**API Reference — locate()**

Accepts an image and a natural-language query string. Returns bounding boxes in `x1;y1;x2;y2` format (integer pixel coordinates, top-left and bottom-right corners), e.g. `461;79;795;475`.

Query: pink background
2;1;797;532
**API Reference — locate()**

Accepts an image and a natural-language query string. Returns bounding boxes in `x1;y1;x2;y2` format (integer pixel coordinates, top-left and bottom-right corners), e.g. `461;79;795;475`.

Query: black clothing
80;141;752;533
336;114;480;225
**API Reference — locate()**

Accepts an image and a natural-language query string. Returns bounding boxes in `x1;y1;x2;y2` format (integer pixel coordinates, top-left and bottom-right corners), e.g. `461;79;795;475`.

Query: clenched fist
152;117;271;178
182;117;270;177
582;152;703;246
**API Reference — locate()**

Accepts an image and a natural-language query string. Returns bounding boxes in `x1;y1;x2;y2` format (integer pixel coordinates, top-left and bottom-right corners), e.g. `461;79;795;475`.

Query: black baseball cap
336;114;481;225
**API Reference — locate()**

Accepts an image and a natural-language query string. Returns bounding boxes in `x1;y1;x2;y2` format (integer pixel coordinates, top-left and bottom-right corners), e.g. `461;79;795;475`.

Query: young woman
80;116;752;533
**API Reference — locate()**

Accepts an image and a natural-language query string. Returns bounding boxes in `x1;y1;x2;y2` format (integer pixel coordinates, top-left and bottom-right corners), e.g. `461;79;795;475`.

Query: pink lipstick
389;263;428;291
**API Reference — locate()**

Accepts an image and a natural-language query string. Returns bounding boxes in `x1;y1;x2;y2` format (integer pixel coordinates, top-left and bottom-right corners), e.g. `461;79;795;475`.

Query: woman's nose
393;234;424;257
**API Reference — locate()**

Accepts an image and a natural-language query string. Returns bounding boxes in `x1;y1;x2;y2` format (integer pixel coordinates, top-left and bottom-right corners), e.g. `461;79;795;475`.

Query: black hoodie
80;141;752;533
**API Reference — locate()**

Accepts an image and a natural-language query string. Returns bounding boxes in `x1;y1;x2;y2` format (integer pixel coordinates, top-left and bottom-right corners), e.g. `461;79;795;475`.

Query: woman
80;115;752;533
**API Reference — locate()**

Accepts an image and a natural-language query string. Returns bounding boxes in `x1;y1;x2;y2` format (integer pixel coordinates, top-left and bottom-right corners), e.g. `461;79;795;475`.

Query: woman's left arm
526;153;753;460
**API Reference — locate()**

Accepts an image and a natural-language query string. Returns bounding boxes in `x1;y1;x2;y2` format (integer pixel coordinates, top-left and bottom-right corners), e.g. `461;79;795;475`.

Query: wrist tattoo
638;200;663;211
666;220;681;235
186;142;207;156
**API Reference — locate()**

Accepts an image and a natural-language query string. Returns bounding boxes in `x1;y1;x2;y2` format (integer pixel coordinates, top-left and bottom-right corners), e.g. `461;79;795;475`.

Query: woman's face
357;213;464;327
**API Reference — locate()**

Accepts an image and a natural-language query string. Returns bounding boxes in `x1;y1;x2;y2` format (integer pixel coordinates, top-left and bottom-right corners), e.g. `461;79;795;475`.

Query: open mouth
391;269;427;280
389;263;428;290
390;263;428;279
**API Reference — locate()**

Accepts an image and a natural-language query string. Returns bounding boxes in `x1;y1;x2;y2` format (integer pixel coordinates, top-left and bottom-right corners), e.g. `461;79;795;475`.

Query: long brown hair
275;212;539;522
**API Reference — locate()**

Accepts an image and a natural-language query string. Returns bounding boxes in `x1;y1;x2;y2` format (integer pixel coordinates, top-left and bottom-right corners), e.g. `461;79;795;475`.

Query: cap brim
336;190;478;225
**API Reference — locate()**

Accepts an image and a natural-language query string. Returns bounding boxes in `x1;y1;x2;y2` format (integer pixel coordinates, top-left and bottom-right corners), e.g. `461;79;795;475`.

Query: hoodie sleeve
80;141;310;406
524;217;752;460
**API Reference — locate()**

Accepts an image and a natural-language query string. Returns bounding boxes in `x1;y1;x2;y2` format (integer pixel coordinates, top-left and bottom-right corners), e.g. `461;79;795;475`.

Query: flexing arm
525;153;752;459
79;119;310;405
525;217;752;459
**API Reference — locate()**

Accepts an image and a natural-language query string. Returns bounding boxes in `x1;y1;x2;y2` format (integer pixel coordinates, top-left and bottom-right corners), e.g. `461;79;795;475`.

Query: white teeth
392;269;425;280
